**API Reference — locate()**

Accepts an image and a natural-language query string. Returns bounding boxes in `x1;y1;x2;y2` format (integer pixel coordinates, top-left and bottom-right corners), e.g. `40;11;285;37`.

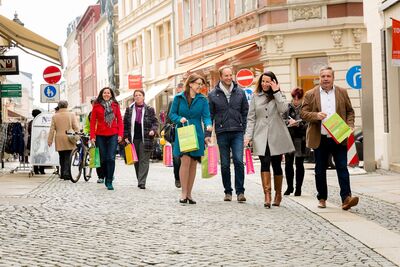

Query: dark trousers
33;165;45;174
58;150;72;179
259;143;282;175
133;139;151;186
285;153;305;189
314;135;351;202
96;167;104;179
96;135;118;185
171;142;181;181
216;131;245;195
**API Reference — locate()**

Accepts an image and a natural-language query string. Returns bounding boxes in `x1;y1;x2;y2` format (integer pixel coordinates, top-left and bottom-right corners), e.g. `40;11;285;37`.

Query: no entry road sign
43;66;61;84
236;69;254;88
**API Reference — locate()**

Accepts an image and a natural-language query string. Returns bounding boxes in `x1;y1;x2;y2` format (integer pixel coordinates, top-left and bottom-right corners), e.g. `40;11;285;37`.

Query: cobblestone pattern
300;169;400;235
0;161;396;266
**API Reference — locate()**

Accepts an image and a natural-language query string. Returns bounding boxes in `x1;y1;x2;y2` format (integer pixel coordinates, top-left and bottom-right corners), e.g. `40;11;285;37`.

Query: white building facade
95;16;109;95
363;0;400;171
64;18;82;112
117;0;175;113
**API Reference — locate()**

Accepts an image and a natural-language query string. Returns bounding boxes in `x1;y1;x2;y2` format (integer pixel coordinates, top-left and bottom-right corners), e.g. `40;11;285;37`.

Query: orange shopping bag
163;143;173;167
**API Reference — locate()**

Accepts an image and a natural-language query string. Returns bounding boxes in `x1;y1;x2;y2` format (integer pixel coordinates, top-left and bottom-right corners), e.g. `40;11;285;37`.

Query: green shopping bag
89;147;101;168
201;148;213;179
177;122;199;153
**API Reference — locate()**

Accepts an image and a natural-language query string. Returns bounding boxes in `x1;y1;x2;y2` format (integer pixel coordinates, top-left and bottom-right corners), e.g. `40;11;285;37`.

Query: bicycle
67;131;92;183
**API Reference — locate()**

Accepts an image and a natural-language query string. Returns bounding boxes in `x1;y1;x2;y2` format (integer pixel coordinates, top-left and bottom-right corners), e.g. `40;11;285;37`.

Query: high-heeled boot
272;175;283;206
261;172;272;208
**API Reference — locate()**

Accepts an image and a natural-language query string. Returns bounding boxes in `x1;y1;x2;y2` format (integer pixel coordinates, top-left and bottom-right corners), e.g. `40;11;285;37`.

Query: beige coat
301;85;355;149
245;91;295;156
48;109;79;151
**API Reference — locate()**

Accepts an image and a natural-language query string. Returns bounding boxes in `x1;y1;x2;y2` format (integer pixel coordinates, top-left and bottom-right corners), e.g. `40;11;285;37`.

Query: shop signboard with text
128;75;142;89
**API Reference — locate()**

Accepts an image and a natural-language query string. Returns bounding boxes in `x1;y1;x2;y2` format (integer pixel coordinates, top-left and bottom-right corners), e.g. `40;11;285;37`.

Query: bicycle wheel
83;151;92;181
70;148;82;183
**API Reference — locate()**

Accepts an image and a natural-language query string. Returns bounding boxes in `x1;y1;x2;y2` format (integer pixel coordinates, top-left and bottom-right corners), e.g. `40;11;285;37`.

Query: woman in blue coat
169;73;213;204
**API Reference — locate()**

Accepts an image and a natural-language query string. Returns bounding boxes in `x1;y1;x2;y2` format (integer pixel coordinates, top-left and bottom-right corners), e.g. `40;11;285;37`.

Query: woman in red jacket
90;87;124;190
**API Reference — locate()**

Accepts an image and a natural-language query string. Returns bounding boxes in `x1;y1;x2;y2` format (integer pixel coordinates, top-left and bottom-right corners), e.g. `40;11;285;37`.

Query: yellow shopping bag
177;122;199;153
124;143;138;165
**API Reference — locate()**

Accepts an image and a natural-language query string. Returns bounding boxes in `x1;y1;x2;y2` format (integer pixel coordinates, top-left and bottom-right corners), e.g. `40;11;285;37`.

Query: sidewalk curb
290;194;400;266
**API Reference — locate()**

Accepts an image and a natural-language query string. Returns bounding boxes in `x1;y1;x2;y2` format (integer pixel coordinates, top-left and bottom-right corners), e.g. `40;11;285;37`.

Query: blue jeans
96;135;118;185
216;131;245;195
314;135;351;202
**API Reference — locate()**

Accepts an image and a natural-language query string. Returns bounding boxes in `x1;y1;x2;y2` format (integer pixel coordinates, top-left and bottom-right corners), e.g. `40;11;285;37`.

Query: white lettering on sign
394;28;400;34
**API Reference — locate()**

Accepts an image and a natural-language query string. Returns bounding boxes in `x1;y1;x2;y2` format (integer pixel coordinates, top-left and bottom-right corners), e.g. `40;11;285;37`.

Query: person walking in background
301;66;359;210
282;88;308;196
244;71;294;208
207;65;249;202
90;87;124;190
84;97;105;184
28;109;45;175
48;101;79;181
166;82;184;188
169;73;212;204
123;89;159;190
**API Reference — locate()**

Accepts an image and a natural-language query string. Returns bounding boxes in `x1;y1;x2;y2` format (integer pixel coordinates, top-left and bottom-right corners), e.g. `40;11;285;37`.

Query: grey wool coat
245;90;295;156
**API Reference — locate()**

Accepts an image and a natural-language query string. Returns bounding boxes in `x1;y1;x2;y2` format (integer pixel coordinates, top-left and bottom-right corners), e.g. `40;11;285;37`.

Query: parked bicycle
66;131;92;183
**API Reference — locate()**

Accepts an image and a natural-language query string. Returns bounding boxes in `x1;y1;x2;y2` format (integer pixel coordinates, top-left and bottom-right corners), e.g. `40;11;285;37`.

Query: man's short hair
218;65;232;77
177;83;184;88
319;66;335;76
57;100;68;109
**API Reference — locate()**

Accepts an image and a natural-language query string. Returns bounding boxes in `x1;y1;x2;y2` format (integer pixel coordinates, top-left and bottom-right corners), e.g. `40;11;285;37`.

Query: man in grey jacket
206;65;249;202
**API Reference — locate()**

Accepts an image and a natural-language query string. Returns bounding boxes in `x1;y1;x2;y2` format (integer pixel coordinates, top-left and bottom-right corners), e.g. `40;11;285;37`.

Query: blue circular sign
346;65;362;89
44;85;57;98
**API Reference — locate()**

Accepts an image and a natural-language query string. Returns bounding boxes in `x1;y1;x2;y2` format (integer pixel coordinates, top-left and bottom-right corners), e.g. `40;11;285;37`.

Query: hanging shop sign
0;55;19;75
128;75;142;89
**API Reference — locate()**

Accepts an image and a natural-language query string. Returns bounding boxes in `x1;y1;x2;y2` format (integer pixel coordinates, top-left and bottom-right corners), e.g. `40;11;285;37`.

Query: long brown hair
183;73;206;106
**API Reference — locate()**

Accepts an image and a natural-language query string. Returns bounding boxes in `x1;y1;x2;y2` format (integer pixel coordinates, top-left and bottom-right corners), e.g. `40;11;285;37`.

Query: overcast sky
1;0;97;108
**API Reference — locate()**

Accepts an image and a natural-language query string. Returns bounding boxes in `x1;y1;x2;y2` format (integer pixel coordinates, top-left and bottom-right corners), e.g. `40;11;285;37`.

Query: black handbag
162;98;180;143
162;123;175;143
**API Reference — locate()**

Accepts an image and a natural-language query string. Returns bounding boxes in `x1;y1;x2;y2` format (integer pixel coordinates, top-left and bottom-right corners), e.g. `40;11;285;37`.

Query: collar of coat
214;80;239;93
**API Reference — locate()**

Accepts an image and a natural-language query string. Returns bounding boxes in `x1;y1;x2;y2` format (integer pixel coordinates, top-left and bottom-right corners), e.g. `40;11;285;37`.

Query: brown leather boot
261;172;272;208
272;175;283;206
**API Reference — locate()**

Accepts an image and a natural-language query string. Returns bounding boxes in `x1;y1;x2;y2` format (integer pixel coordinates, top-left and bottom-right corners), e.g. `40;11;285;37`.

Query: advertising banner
392;18;400;66
30;113;59;166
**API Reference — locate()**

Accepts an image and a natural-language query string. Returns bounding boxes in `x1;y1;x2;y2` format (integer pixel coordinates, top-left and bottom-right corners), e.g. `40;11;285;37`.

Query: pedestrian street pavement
0;159;399;266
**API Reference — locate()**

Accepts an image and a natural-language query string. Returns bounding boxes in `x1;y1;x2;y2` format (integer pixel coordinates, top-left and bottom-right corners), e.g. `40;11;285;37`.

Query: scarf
101;100;115;128
219;81;234;103
135;104;144;124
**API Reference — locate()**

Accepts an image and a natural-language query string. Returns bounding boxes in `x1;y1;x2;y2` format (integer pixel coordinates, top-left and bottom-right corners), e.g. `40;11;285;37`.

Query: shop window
183;0;191;38
218;0;229;24
297;57;328;92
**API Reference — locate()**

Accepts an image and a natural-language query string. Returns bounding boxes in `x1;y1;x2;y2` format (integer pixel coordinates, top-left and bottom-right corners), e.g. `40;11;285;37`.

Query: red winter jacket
90;101;124;140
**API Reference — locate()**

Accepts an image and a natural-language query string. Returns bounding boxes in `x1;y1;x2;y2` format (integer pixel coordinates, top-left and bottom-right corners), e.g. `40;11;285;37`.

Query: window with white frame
235;0;256;17
132;38;139;66
166;21;172;57
158;24;165;59
146;29;152;64
206;0;215;28
218;0;229;24
192;0;201;34
183;0;191;38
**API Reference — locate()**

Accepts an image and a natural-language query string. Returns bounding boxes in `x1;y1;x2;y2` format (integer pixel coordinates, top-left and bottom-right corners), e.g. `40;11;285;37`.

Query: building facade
64;17;82;112
76;5;101;105
4;71;33;121
173;0;365;126
117;0;175;113
363;0;400;171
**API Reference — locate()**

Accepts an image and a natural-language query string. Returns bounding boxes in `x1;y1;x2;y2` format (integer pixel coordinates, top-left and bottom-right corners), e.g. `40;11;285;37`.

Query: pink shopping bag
163;144;173;167
131;143;138;163
207;145;218;176
245;147;255;175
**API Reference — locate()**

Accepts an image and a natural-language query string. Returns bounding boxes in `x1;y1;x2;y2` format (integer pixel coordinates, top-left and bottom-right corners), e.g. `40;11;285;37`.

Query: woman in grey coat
244;71;294;208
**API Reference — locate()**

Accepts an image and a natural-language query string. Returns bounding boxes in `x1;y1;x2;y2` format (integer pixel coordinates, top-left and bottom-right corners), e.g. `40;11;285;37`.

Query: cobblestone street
0;159;398;266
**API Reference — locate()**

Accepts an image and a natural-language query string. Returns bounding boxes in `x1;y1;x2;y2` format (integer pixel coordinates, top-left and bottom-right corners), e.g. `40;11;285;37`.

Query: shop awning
0;14;63;66
116;91;133;102
167;53;222;78
7;109;26;119
191;43;257;72
145;82;170;104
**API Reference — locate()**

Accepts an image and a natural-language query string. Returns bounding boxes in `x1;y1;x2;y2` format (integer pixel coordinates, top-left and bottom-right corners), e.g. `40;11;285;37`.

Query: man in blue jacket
206;65;249;202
